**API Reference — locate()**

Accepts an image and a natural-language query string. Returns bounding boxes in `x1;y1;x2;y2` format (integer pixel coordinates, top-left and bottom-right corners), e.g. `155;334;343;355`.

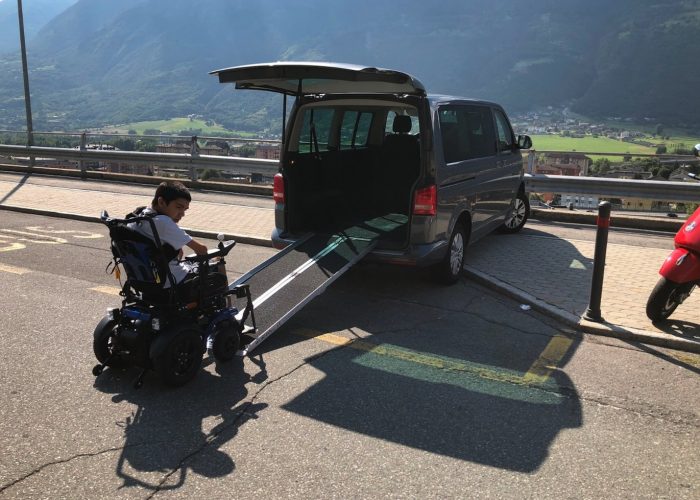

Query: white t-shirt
127;208;194;286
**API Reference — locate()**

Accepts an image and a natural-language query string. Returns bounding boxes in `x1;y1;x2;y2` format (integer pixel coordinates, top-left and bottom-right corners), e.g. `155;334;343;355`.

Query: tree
592;158;611;174
655;145;667;154
655;123;664;136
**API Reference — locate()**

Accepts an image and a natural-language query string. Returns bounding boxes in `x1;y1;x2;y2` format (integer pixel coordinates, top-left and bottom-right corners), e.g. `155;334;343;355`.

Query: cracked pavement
0;212;698;499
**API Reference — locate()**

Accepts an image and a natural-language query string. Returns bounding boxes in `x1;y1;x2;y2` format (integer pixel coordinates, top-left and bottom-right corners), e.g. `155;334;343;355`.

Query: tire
93;316;126;368
646;277;694;322
500;192;530;234
434;223;466;285
152;326;204;387
211;321;241;362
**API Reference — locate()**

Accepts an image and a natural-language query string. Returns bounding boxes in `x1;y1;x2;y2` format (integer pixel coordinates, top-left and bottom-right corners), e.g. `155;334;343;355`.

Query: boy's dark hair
151;181;191;208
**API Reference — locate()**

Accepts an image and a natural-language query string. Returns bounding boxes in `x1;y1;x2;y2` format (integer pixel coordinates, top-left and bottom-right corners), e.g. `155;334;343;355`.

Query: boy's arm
185;239;208;255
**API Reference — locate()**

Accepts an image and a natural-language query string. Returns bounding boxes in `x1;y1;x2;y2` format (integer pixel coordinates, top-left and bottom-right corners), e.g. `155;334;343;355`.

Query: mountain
0;0;698;131
0;0;78;55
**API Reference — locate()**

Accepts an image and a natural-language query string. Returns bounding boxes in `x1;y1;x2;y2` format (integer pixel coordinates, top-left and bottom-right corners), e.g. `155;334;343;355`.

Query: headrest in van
393;115;412;134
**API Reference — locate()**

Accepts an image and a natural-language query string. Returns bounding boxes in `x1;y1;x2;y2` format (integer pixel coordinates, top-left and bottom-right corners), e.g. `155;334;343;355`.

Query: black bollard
583;201;611;322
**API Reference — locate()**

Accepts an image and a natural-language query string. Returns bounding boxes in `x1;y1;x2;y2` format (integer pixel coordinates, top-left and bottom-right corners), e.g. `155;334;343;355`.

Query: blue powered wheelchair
92;210;256;387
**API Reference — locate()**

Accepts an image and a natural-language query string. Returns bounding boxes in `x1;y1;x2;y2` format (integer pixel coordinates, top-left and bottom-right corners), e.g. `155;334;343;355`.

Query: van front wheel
434;223;466;285
500;192;529;233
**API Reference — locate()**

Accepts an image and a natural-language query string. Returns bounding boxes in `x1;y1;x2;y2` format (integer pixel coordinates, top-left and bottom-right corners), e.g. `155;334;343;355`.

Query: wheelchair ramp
232;214;406;354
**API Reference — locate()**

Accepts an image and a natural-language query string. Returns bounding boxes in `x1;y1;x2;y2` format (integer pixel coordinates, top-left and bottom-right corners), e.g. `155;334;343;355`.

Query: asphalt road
0;212;698;499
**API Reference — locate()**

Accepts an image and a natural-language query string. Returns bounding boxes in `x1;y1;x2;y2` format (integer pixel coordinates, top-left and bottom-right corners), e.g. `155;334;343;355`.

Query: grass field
98;118;256;137
529;135;657;156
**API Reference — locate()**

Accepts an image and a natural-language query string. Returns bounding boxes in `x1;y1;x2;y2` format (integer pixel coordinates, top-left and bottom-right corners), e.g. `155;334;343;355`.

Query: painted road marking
0;240;26;252
25;226;103;239
0;263;31;274
293;328;574;387
90;285;122;296
0;225;103;253
523;335;575;384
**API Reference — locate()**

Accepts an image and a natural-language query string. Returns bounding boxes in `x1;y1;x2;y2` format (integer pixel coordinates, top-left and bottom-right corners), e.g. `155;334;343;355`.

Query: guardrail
0;143;279;180
1;141;699;203
524;173;700;203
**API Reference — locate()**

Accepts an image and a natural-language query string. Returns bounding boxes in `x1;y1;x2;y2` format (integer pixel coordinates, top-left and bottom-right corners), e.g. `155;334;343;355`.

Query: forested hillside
0;0;698;131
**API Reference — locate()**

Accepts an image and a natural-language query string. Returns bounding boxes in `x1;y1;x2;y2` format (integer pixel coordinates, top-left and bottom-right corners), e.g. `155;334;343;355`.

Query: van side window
438;105;496;163
297;108;334;153
340;111;373;150
494;109;515;153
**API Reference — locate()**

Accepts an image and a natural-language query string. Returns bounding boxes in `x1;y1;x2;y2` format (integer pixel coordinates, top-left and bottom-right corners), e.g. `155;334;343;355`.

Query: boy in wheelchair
126;180;228;303
93;181;255;387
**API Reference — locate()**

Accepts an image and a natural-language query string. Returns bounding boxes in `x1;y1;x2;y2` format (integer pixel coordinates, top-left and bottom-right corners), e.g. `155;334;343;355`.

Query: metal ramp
231;214;407;354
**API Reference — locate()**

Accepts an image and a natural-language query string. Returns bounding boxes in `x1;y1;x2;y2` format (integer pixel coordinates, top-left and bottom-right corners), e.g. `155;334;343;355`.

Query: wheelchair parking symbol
0;225;103;252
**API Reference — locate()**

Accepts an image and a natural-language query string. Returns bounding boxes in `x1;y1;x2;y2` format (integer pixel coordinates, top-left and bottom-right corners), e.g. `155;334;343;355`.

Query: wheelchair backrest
104;215;177;293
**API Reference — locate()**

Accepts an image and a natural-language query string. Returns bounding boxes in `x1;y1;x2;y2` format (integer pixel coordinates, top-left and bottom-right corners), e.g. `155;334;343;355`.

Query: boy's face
157;196;189;222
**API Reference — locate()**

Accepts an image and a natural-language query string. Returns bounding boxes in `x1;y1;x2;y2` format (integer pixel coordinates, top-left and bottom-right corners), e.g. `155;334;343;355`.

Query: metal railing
1;138;699;201
0;137;279;181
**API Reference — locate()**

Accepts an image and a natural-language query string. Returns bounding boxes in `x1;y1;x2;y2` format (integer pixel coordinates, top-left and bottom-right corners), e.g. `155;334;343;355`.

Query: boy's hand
186;239;208;255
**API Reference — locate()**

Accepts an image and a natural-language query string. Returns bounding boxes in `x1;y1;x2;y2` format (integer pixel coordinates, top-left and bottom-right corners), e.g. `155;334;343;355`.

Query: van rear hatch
210;61;426;96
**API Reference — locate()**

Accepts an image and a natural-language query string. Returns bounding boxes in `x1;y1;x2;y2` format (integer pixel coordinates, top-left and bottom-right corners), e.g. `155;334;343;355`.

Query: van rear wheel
434;223;466;285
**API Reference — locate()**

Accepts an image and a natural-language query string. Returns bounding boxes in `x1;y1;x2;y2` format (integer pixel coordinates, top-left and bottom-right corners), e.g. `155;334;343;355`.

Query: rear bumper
272;228;447;267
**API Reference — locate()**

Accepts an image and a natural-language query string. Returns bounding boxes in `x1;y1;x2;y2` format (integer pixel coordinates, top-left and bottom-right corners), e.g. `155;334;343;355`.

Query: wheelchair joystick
217;233;225;251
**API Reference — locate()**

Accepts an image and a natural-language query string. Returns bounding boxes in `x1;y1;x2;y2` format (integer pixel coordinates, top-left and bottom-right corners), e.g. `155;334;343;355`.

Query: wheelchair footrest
241;325;256;335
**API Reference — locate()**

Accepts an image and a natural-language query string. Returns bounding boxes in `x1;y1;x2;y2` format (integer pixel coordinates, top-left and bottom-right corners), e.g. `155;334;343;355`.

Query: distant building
255;144;281;160
534;153;592;204
535;152;591;176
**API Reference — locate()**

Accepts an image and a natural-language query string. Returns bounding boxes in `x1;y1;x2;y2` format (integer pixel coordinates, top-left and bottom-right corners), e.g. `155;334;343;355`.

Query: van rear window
297;108;333;153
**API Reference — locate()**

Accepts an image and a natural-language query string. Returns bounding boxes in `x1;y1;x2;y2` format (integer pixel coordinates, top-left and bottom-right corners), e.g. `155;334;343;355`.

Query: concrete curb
531;208;683;232
0;204;273;247
463;265;700;354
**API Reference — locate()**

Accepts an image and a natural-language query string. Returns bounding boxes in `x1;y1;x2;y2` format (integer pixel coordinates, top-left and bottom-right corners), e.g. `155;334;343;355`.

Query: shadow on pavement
652;319;700;344
93;355;268;492
467;228;595;318
258;263;584;473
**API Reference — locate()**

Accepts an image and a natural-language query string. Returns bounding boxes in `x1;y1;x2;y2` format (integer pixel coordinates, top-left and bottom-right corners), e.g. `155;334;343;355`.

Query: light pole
17;0;34;150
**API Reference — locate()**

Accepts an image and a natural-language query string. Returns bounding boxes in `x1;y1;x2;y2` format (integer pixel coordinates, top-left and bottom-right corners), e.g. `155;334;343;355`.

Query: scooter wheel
646;277;694;322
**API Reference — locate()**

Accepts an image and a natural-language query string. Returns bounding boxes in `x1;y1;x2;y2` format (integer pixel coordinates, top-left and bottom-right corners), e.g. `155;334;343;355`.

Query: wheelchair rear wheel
93;316;126;368
152;325;204;386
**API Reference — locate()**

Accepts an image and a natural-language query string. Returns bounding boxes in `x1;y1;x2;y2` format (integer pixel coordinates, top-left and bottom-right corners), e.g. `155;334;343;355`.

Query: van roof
210;61;426;96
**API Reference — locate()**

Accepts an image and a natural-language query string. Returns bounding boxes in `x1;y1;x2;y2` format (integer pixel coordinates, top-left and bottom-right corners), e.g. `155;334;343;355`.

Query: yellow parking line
293;328;568;386
522;335;574;384
0;262;31;274
90;285;122;296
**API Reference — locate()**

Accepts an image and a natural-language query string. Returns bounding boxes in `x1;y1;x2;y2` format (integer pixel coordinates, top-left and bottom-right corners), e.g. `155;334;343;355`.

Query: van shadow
255;264;583;473
93;356;268;492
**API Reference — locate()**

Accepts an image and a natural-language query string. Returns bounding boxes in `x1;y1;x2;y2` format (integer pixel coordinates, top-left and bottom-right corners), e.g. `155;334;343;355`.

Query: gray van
212;62;532;283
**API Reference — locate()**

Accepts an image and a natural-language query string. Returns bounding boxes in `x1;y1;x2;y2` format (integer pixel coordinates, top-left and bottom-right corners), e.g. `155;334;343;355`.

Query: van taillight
413;185;437;216
273;173;285;204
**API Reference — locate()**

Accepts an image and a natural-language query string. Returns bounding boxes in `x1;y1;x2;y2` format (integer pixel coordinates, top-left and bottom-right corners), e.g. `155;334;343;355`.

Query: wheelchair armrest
183;240;236;263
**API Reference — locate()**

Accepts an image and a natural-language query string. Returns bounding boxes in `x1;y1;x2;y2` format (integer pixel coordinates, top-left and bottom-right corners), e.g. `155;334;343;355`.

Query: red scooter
647;143;700;322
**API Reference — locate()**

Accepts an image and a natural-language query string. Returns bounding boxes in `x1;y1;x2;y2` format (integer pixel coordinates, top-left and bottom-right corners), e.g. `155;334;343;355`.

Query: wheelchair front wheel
212;321;241;362
152;325;204;386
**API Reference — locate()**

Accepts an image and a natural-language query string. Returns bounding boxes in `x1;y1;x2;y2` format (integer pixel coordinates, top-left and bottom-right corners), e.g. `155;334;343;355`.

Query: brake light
273;173;285;204
413;184;437;216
